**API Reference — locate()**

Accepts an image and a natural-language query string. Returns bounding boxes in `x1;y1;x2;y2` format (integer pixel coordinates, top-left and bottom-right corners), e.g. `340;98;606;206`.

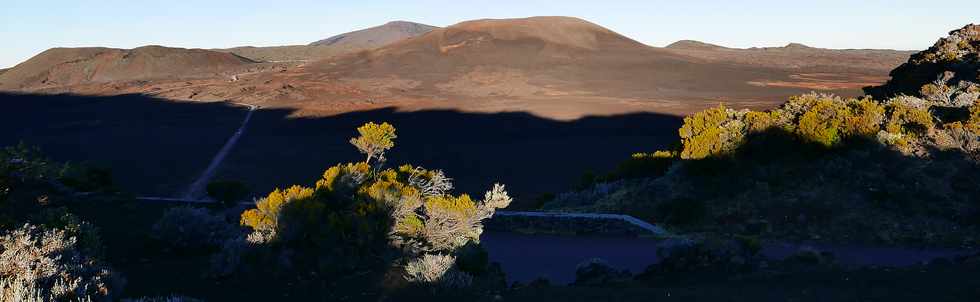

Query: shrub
239;185;315;242
349;122;397;164
573;258;631;286
655;198;707;226
678;105;745;159
0;143;56;184
885;103;935;136
845;98;886;137
744;110;783;133
797;99;848;147
58;164;113;193
403;254;457;284
205;180;250;206
0;224;122;302
609;151;677;180
153;206;237;251
238;123;512;287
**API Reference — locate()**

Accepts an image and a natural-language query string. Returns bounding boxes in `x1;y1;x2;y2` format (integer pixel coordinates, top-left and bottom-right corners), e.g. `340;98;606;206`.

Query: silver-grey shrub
0;224;121;301
152;206;237;250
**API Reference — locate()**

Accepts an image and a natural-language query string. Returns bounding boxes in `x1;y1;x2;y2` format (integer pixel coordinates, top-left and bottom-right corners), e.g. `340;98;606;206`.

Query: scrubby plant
796;98;848;147
349;122;397;164
678;104;746;159
237;122;511;288
58;164;113;193
885;103;935;136
153;206;237;251
920;72;980;107
206;180;250;206
845;98;886;137
0;224;121;302
608;151;678;180
403;254;460;285
0;143;56;184
239;185;315;242
573;258;631;286
552;90;980;247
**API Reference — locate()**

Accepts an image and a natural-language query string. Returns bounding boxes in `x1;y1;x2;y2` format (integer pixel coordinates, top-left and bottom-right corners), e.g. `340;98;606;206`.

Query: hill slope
664;40;914;73
310;16;818;101
310;20;437;47
219;21;437;62
0;46;256;91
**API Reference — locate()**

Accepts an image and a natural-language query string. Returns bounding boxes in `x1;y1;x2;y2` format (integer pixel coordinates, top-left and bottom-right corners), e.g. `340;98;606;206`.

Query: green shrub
59;164;114;193
206;180;250;206
610;151;678;180
678;105;745;159
655;198;707;226
349;122;397;164
885;103;935;136
797;99;847;147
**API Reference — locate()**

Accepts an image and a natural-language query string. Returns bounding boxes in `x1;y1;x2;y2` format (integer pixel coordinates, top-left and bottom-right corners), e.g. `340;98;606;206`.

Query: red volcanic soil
306;16;890;108
2;17;912;118
0;45;256;91
217;21;438;62
309;20;437;48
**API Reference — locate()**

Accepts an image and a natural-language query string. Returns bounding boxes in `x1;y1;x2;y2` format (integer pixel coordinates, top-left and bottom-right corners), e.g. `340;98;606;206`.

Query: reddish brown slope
218;21;438;62
309;16;838;101
664;40;914;73
0;46;256;91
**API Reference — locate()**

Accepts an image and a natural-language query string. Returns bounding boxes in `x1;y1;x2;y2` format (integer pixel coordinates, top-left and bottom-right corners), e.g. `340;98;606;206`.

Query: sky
1;0;978;68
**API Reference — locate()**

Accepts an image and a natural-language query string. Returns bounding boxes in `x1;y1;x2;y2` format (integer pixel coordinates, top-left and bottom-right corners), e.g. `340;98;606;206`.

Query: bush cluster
675;93;943;157
0;224;123;302
205;180;249;206
236;122;511;288
551;87;980;246
153;206;238;251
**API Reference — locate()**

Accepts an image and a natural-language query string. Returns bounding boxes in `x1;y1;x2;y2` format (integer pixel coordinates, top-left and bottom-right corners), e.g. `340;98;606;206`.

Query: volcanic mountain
309;16;893;102
219;21;437;62
0;46;256;91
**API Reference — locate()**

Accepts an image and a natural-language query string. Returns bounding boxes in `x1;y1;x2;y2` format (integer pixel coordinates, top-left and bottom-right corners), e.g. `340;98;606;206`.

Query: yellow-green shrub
240;185;315;236
238;122;511;287
349;122;397;164
845;98;886;136
744;110;783;133
885;103;935;135
797;99;848;147
678;105;744;159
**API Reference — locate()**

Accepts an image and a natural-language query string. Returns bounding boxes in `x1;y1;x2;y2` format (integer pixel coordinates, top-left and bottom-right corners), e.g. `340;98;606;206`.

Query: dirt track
181;102;257;199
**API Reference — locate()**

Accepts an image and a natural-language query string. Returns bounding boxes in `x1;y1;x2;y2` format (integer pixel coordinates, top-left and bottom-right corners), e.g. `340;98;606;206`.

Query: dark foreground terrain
62;198;980;301
0;93;247;196
0;92;683;203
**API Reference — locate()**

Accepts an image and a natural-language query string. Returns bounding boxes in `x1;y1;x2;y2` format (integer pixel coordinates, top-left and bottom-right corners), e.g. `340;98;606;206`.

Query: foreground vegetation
0;122;514;300
548;91;980;247
547;25;980;248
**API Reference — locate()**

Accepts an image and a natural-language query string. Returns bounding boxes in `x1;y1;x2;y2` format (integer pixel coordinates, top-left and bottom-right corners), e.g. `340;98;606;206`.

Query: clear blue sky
2;0;977;68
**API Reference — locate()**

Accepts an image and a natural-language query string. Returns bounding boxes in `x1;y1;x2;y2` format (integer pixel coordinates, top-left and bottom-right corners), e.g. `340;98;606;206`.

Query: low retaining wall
489;211;671;238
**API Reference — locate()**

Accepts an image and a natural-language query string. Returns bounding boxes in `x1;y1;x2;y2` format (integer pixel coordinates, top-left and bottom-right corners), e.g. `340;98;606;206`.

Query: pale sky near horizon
1;0;977;68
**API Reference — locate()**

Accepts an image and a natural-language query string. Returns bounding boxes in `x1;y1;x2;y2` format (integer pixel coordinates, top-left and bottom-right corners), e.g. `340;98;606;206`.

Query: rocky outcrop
866;24;980;98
